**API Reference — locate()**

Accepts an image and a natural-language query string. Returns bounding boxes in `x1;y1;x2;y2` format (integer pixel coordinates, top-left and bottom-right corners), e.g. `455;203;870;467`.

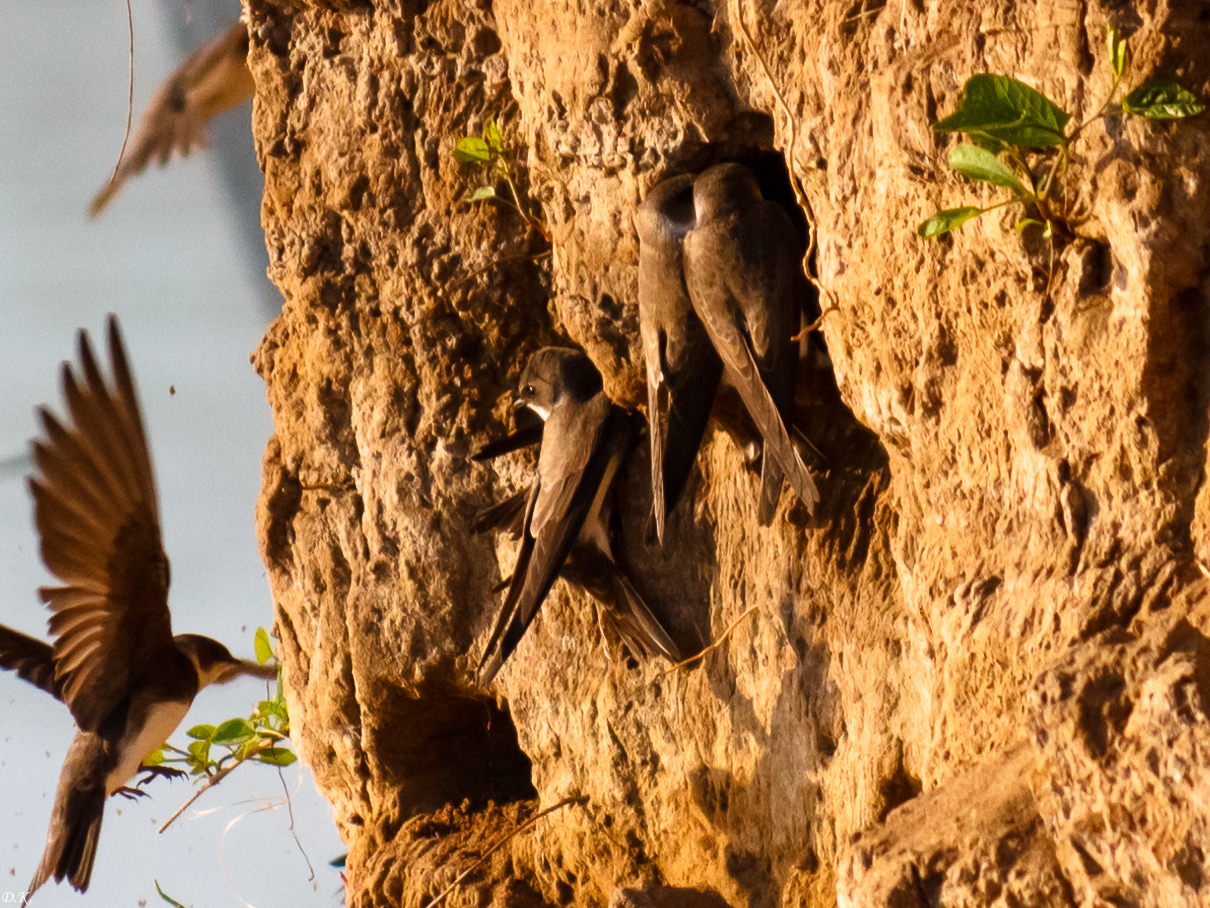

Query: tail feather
29;734;109;897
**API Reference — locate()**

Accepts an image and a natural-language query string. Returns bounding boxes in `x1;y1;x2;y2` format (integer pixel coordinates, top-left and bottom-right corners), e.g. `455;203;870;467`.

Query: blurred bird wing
89;21;255;216
30;317;174;733
684;213;819;512
0;623;60;699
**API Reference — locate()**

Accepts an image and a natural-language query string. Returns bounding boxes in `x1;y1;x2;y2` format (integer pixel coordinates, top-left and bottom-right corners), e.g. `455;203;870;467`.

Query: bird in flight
89;20;255;216
0;316;276;897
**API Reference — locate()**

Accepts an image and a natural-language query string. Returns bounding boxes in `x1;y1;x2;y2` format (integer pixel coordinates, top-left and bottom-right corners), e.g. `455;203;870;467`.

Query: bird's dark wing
608;571;682;663
477;482;540;686
470;487;531;537
684;212;819;518
29;317;175;734
638;176;694;543
0;623;60;699
89;21;254;216
470;423;544;462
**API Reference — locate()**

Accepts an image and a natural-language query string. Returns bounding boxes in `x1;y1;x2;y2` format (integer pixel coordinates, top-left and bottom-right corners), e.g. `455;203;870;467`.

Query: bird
0;316;277;898
476;348;682;687
682;162;820;524
636;173;723;544
89;20;255;216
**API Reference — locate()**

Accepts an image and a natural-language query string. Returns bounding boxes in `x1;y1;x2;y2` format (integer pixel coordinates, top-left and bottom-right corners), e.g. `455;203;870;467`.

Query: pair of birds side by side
638;161;820;543
0;317;275;899
474;163;823;687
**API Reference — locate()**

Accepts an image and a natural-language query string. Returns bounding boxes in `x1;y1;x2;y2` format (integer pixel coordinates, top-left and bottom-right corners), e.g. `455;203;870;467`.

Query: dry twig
657;605;760;678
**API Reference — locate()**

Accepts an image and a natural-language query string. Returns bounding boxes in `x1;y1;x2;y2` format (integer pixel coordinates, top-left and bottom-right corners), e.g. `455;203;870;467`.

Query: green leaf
1122;77;1205;119
188;740;211;764
255;746;298;767
1106;24;1127;79
212;718;256;745
465;185;498;202
1015;217;1054;238
947;144;1030;194
969;133;1008;155
918;206;985;238
254;627;273;664
144;748;166;766
934;74;1071;148
187;724;216;741
484;117;505;154
452;136;491;164
155;880;189;908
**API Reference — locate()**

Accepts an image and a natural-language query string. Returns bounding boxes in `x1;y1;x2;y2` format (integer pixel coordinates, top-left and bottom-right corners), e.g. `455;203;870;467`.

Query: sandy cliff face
242;0;1210;904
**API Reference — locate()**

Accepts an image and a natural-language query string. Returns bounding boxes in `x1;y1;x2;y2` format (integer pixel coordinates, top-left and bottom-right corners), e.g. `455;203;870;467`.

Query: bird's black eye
523;384;535;397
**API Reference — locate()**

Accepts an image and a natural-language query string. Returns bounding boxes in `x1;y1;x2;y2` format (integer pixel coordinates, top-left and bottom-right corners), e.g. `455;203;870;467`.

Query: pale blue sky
0;1;345;905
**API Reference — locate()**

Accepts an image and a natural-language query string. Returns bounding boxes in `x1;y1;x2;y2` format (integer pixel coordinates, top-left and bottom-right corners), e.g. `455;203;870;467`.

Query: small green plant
453;117;550;240
148;628;296;831
919;24;1203;240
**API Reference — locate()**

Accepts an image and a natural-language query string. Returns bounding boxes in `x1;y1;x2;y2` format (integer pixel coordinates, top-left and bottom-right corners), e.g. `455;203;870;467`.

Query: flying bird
636;173;723;544
89;20;255;216
476;348;681;687
683;162;820;523
0;316;276;898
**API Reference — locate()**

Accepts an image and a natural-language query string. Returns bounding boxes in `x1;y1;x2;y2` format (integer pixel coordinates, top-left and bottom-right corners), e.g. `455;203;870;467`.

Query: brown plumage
0;316;276;899
89;21;254;216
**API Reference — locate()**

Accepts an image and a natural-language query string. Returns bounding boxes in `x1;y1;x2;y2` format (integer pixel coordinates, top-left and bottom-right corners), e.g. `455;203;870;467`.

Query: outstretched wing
0;623;60;699
89;21;254;216
29;316;175;733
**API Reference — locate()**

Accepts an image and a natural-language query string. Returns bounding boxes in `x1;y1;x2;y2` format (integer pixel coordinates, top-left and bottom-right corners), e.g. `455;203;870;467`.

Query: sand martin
636;173;724;544
683;162;820;523
477;348;681;686
0;317;275;897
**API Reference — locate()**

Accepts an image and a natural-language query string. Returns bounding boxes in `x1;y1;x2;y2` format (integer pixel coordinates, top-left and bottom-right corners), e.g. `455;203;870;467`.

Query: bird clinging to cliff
0;316;276;898
682;162;820;523
89;20;255;216
476;347;682;687
636;173;724;545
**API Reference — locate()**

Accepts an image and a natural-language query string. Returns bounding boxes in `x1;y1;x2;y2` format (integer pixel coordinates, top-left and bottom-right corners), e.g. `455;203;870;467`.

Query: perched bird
636;173;723;544
683;162;820;523
477;348;681;687
89;20;255;216
0;317;276;898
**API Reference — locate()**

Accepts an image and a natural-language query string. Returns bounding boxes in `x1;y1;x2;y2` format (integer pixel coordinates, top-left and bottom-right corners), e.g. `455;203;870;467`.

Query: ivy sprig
919;24;1203;240
151;627;297;832
453;117;550;241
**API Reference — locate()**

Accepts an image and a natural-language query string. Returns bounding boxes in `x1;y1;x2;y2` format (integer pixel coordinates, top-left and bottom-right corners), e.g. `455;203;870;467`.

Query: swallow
0;316;276;898
89;20;255;216
682;162;820;523
636;173;724;544
476;348;681;687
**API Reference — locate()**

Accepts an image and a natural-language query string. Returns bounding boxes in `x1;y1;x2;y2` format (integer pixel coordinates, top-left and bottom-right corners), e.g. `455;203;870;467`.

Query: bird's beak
513;397;528;410
213;658;278;685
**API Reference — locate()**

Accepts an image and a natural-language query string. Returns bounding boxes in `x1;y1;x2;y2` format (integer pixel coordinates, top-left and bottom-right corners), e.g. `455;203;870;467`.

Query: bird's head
515;347;603;419
692;162;763;223
175;634;277;689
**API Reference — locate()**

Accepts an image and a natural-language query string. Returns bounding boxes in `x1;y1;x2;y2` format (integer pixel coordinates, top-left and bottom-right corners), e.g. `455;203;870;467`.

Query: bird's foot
113;786;149;801
136;764;188;787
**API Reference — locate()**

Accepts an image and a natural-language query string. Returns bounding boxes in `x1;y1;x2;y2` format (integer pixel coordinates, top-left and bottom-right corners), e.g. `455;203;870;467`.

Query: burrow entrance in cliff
366;680;536;817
